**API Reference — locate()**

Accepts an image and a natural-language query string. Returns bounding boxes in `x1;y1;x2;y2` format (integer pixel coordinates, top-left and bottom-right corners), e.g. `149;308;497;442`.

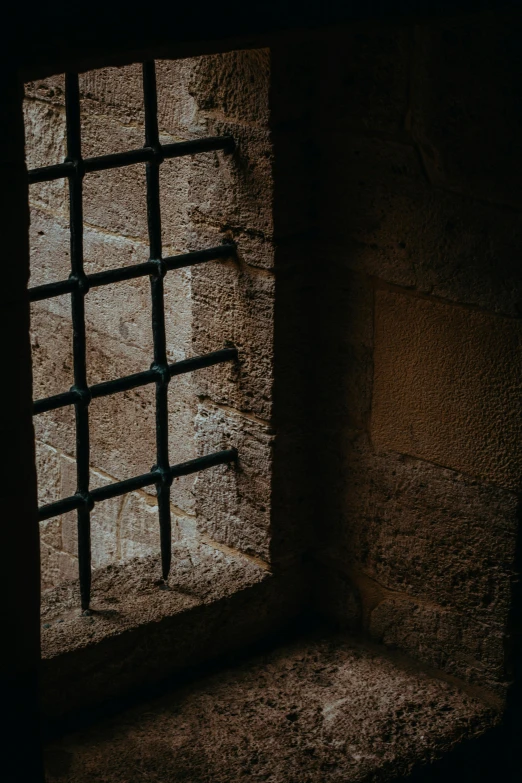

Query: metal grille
28;61;238;612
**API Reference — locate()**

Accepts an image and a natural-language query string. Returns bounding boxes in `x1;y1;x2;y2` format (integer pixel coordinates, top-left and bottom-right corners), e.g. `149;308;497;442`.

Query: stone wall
295;13;522;700
24;51;273;589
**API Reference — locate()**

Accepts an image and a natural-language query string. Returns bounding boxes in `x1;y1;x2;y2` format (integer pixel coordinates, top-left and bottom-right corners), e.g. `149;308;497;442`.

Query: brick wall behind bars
290;13;522;700
24;51;273;589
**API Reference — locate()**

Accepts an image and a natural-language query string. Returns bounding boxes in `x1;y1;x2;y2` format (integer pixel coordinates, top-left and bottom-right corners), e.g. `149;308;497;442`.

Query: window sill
44;633;501;782
40;540;299;720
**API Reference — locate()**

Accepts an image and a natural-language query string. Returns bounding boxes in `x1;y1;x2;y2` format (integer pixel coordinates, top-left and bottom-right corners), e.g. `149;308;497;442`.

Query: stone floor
44;633;500;783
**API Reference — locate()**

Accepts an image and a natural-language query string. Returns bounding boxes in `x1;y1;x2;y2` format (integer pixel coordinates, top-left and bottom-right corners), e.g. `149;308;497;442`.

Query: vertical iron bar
65;73;92;612
143;61;172;582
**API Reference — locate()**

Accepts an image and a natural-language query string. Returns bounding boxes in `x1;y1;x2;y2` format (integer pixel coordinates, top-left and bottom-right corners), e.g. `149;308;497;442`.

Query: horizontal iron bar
28;160;75;183
33;389;78;414
29;277;77;302
37;448;237;521
28;244;234;302
33;347;238;415
28;136;234;184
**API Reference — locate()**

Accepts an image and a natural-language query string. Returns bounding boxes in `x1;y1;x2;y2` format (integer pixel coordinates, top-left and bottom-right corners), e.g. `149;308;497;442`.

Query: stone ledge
41;542;303;719
44;634;500;782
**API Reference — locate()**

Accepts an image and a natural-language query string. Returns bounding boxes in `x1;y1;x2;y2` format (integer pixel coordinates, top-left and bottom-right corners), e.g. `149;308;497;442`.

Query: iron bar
38;449;238;522
33;348;238;415
143;60;174;584
65;72;92;612
28;135;234;184
28;243;235;303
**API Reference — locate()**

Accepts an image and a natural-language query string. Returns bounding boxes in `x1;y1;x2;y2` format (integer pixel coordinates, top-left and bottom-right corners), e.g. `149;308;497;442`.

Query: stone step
44;633;500;782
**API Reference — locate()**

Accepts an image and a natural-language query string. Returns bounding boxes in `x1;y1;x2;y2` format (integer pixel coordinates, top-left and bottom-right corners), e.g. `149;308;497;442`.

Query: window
26;53;273;612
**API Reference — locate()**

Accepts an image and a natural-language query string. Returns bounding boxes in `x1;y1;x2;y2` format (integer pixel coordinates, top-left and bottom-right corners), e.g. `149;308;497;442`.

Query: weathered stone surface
60;454;125;569
40;540;77;593
81;138;149;242
318;433;518;694
39;516;62;552
194;402;272;561
188;49;270;128
35;440;61;506
43;634;499;783
319;134;522;317
188;119;273;237
192;258;273;421
33;407;76;467
80;118;272;245
411;15;522;207
185;219;274;270
371;289;522;490
30;303;74;401
119;491;184;561
78;59;199;136
24;99;67;215
24;74;65;107
29;207;70;290
369;598;508;696
329;441;518;623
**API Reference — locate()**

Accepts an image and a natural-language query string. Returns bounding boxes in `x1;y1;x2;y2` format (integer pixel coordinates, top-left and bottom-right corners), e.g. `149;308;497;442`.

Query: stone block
30;305;74;400
79;64;144;125
323;437;518;628
84;278;154;358
78;59;199;136
118;491;196;561
411;15;522;206
194;402;272;561
185;220;274;271
29;207;70;290
24;100;67;215
39;518;62;553
318;133;522;317
60;454;124;569
118;491;163;561
24;75;65;107
81;121;149;241
188;119;273;237
318;134;424;285
86;355;166;497
156;58;203;137
369;597;508;696
192;257;273;421
33;407;76;465
35;440;61;507
371;289;522;490
188;49;270;128
40;539;77;591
